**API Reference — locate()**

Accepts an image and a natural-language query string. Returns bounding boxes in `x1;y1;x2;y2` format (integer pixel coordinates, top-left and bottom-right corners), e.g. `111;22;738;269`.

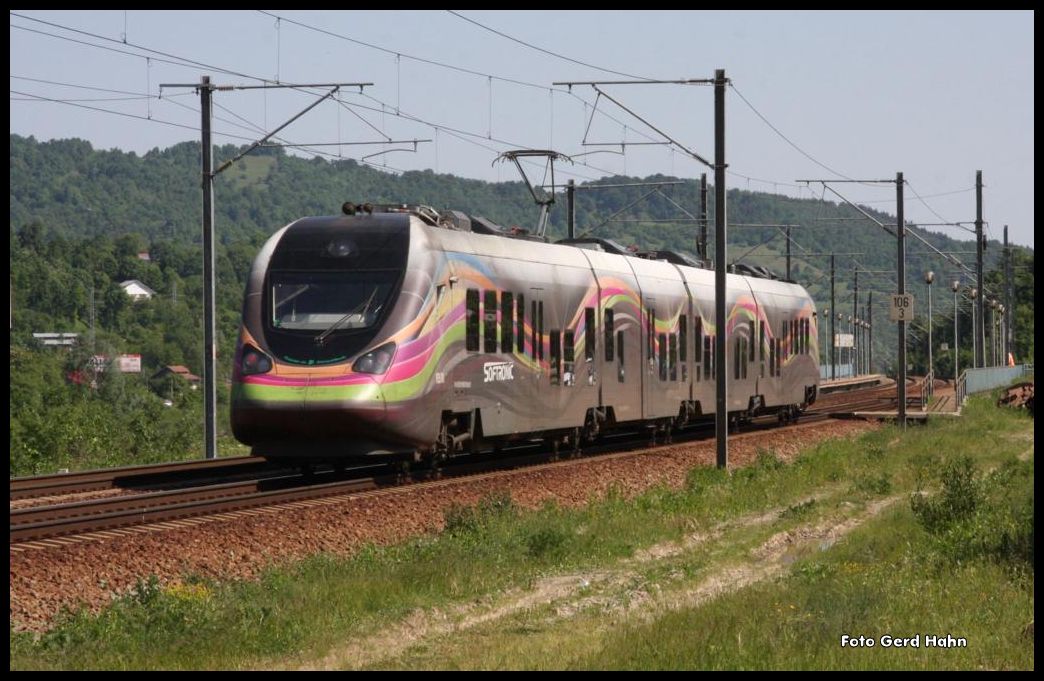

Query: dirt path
296;488;899;670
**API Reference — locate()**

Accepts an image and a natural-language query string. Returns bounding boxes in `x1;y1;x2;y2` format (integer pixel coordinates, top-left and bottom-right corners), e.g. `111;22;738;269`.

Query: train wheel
547;437;560;462
569;427;583;459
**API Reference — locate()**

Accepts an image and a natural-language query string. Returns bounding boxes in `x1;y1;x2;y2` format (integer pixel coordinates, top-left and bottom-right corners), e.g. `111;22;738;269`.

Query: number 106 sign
889;293;914;322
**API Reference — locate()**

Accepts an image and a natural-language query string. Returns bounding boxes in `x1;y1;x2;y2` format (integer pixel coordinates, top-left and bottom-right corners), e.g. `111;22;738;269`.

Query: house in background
151;364;201;387
119;279;156;301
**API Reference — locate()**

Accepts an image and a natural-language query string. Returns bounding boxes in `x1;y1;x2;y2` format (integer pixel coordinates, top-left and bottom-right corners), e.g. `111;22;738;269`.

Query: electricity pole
699;173;708;264
161;76;377;459
830;254;836;380
567;179;576;239
200;76;217;459
975;170;984;368
1004;225;1012;361
897;172;906;429
713;69;727;470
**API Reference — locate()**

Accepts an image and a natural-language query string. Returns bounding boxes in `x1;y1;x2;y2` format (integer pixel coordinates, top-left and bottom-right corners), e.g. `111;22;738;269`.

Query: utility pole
552;73;721;458
200;76;217;459
975;170;984;369
897;172;906;429
867;291;872;374
567;179;576;239
713;69;727;470
830;253;836;380
786;225;792;280
852;269;858;376
699;173;708;264
1004;225;1012;361
161;75;378;460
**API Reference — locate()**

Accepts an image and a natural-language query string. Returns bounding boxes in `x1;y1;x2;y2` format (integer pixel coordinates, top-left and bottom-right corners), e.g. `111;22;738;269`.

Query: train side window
617;331;625;383
647;308;656;361
517;294;525;354
585;307;595;362
484;290;498;353
776;338;783;376
769;336;776;378
658;333;667;381
538;301;545;361
550;331;561;385
466;289;480;352
734;338;740;380
804;318;809;355
564;330;575;386
749;322;756;363
679;315;687;363
669;333;678;381
604;309;615;361
742;338;748;379
694;316;703;363
531;300;537;361
501;292;514;353
759;320;766;376
704;335;712;380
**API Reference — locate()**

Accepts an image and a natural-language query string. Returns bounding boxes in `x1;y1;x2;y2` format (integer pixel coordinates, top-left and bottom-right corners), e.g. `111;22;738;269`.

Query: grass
9;395;1033;670
225;156;275;191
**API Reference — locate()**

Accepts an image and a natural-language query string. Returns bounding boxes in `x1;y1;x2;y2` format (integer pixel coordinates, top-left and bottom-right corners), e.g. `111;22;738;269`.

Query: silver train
231;204;820;463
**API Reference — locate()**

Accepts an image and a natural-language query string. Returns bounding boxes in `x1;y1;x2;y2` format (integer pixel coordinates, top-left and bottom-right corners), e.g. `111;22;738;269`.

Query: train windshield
270;270;399;333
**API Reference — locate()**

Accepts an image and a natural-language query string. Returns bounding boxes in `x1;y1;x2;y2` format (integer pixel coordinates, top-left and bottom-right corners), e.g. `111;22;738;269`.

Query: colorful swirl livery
231;204;820;464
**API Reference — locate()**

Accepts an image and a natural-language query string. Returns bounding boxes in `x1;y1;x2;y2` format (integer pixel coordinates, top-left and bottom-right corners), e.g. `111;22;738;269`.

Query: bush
912;456;1033;567
910;456;981;533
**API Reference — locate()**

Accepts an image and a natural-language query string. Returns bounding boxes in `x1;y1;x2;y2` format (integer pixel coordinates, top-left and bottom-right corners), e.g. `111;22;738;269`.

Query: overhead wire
445;10;655;82
255;10;662;145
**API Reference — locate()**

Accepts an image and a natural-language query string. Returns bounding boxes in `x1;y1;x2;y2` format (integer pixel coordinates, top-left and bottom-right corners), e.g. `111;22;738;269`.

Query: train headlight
353;342;396;375
241;345;273;376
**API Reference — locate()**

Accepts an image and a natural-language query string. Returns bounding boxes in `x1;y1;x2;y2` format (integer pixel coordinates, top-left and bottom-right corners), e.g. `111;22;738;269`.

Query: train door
642;297;657;420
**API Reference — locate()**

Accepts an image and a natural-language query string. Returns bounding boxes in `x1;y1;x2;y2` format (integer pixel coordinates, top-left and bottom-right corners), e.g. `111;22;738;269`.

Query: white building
119;279;156;301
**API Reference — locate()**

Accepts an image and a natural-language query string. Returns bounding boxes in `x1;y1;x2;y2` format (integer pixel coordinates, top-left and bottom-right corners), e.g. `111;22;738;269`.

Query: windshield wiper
314;287;379;346
275;284;311;312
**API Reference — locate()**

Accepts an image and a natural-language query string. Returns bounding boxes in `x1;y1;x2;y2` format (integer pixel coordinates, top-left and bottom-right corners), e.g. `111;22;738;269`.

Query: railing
956;370;967;407
819;363;854;380
920;369;934;411
964;365;1030;396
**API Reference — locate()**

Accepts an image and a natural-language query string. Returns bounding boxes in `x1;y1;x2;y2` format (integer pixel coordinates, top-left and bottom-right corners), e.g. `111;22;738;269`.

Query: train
231;203;820;465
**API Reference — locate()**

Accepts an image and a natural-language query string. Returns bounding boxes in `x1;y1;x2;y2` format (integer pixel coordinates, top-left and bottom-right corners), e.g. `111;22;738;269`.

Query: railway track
9;382;907;546
10;456;270;500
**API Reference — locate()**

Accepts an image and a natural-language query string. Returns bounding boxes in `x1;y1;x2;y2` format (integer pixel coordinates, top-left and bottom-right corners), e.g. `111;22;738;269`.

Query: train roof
318;203;803;287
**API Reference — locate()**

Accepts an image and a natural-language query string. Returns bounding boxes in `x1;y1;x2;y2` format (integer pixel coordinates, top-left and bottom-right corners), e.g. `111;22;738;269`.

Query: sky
9;10;1035;248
